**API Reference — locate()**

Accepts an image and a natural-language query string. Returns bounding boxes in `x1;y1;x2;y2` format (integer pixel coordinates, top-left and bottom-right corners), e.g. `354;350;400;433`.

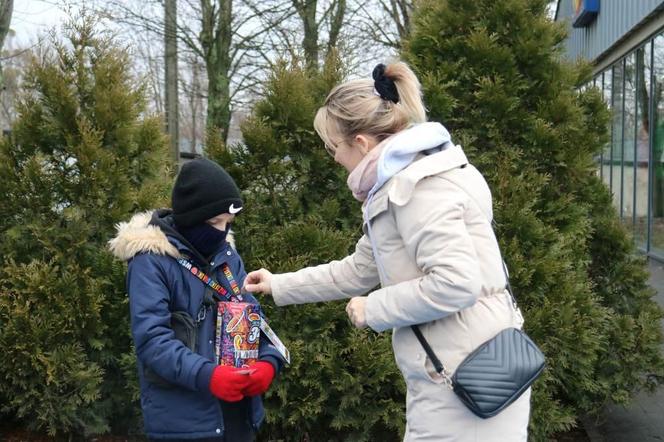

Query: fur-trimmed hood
108;211;180;261
108;210;235;261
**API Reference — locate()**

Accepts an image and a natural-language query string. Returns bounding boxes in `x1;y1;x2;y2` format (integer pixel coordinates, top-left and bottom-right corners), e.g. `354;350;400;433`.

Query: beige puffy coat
271;143;530;441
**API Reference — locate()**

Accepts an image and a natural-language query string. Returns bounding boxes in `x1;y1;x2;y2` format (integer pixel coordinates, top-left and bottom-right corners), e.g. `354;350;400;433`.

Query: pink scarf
346;139;389;202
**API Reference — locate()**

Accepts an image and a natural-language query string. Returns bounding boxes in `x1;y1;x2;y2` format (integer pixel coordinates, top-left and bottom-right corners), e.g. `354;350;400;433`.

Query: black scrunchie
372;63;400;104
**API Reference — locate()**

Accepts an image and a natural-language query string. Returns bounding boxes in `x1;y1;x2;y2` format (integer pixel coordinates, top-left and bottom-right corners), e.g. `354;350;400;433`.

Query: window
602;71;612;191
652;33;664;254
589;30;664;258
634;43;652;247
593;74;603;178
623;53;637;231
611;63;624;213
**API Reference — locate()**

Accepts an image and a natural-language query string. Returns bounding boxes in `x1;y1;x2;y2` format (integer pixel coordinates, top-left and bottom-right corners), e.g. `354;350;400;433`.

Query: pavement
584;259;664;442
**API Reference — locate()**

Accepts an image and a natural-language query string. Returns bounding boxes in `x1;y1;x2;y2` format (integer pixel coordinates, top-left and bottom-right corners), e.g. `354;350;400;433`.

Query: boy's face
206;213;235;232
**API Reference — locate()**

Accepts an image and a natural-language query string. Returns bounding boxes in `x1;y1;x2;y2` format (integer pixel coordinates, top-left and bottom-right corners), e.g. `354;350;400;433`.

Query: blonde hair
314;62;426;151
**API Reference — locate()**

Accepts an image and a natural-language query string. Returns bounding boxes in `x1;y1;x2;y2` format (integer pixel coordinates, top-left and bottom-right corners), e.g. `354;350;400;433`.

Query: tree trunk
295;0;319;71
201;0;233;145
165;0;179;164
0;0;14;90
326;0;345;57
190;64;200;153
392;0;412;43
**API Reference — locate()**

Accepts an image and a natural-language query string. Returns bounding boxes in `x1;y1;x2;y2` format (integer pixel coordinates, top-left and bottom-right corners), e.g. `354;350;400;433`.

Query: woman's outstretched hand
243;268;274;294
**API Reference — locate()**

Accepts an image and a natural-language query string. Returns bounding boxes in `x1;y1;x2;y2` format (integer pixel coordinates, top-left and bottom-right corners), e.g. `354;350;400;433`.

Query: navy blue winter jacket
109;209;285;439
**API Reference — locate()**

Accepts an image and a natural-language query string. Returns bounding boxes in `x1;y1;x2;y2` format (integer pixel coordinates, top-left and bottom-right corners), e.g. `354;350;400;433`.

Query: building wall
557;0;664;62
557;2;664;259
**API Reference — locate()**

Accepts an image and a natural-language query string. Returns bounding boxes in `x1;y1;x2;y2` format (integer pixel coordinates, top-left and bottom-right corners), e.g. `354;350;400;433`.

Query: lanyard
176;258;244;302
177;257;291;364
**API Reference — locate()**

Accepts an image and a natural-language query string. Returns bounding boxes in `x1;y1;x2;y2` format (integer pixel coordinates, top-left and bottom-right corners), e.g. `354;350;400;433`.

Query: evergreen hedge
0;2;661;441
213;1;664;440
211;60;406;441
404;0;664;438
0;18;171;436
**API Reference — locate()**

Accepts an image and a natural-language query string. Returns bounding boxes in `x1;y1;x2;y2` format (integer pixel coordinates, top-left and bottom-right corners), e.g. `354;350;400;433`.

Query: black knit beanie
171;158;243;227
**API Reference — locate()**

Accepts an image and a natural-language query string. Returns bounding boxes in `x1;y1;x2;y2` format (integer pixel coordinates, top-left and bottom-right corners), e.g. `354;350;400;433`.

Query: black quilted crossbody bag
411;225;545;419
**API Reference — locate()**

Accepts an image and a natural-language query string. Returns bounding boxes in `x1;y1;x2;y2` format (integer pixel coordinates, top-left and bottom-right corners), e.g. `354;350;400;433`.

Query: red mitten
243;361;275;396
209;365;251;402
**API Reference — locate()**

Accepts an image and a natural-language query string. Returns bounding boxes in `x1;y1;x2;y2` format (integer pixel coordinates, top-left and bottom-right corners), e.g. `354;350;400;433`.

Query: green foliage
251;221;405;442
0;16;171;436
209;60;405;441
404;0;664;439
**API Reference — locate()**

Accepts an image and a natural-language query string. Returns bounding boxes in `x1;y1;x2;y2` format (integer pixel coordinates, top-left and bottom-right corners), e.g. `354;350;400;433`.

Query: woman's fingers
242;270;262;292
345;297;367;329
243;269;273;294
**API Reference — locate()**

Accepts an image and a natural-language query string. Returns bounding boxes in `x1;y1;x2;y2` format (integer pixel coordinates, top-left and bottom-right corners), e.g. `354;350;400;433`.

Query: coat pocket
171;310;198;352
144;310;199;387
423;355;447;384
144;366;171;387
418;316;474;384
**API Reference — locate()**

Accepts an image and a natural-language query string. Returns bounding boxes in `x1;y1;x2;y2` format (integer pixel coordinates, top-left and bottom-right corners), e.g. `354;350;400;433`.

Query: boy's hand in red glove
243;361;275;396
209;365;251;402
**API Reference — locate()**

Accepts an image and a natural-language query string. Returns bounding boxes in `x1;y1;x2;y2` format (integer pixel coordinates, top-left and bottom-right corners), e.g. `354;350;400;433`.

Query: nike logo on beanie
229;203;242;214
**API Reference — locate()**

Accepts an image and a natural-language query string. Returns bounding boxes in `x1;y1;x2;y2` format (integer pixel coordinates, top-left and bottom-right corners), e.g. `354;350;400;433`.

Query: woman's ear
354;134;375;155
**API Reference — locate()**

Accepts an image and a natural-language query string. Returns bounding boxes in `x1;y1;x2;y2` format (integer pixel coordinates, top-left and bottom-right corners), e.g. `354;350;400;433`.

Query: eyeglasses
324;142;336;157
324;137;346;157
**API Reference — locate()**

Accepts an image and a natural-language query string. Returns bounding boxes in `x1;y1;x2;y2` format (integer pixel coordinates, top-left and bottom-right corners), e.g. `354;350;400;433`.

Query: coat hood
372;122;453;197
108;209;236;262
108;210;180;261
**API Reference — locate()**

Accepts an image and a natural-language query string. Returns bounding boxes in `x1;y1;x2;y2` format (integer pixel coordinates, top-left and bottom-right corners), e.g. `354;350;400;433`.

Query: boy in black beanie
110;158;286;441
171;158;245;258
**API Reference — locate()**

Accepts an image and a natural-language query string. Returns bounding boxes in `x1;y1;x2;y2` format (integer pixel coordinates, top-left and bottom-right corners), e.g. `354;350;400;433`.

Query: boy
109;158;285;441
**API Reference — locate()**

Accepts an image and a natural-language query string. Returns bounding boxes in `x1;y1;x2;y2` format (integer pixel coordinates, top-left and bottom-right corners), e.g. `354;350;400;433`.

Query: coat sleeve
364;176;482;332
127;254;211;391
232;252;286;372
270;234;380;306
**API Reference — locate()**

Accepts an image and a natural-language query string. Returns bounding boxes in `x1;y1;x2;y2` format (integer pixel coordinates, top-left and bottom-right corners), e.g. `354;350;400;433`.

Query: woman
243;62;530;441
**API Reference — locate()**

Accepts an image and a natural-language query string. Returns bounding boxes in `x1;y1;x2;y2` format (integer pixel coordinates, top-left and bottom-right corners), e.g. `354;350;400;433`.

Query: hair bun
372;63;400;104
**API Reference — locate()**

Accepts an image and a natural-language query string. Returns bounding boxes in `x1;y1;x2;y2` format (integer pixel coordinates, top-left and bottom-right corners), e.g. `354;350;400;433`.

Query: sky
10;1;72;47
8;0;560;47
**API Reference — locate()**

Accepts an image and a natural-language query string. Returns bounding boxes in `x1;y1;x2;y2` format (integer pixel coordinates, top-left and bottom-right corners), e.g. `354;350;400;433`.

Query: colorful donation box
216;302;261;367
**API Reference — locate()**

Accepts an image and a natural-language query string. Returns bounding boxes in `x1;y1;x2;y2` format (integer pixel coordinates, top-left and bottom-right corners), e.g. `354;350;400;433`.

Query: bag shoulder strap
411;325;445;374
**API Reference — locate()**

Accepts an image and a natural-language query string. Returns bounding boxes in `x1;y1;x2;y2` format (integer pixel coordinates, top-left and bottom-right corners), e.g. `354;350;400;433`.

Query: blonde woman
243;62;530;441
